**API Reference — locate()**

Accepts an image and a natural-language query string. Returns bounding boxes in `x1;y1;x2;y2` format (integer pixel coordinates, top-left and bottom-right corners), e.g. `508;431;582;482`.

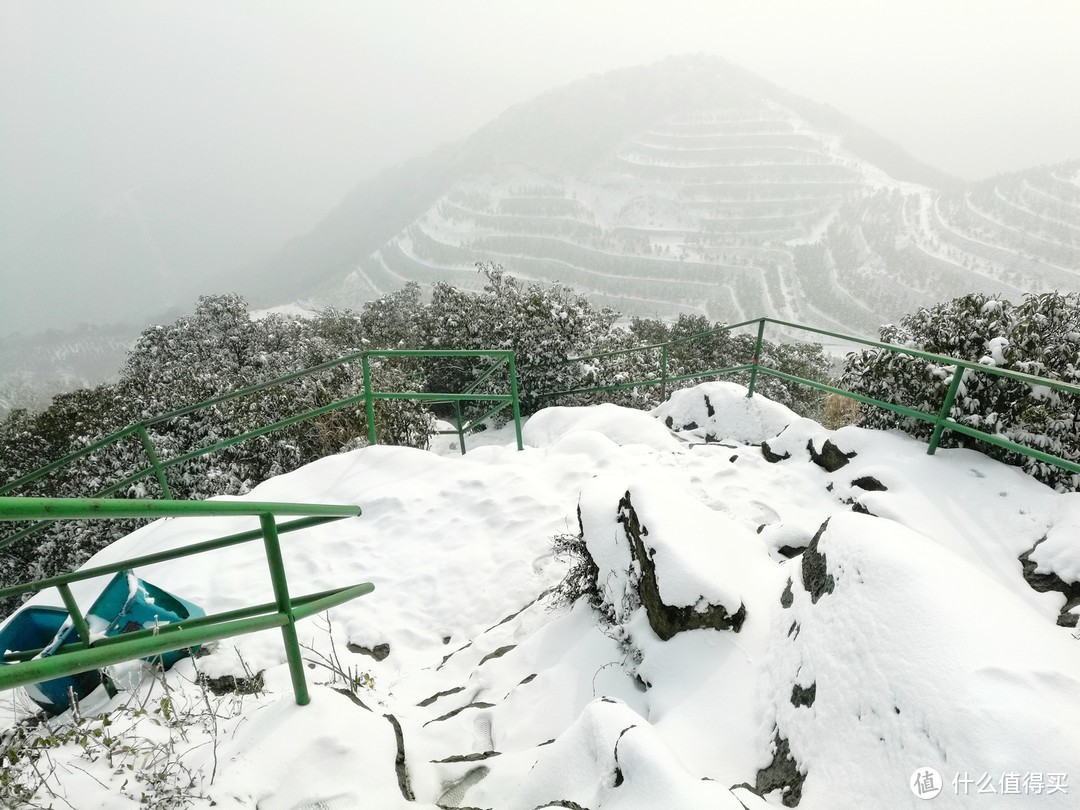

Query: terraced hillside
271;57;1078;334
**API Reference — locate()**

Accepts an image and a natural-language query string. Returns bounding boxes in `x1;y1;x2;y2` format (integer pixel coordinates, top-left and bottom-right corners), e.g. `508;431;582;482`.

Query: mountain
0;321;150;416
255;56;1077;335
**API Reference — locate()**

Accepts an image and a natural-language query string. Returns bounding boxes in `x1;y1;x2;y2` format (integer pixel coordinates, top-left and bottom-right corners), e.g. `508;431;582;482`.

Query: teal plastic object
55;571;207;672
0;606;102;714
1;571;205;715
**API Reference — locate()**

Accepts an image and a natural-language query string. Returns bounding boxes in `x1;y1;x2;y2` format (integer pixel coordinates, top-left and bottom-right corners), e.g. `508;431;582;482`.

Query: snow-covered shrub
420;263;618;415
561;313;830;417
842;291;1080;491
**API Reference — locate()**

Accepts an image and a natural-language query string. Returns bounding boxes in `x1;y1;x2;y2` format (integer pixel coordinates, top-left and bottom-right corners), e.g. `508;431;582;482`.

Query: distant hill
0;322;143;416
250;55;1076;335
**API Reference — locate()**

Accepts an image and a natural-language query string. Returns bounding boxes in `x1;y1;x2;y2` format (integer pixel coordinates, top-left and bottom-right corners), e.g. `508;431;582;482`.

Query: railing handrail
536;315;1080;482
0;497;360;522
0;496;369;707
0;349;525;549
552;315;1080;399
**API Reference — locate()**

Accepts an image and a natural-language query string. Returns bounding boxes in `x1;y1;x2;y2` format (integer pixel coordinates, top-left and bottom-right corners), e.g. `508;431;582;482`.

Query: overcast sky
2;0;1079;250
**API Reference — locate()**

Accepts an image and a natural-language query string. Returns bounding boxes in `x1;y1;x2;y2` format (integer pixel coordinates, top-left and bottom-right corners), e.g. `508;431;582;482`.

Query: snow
1030;493;1080;585
651;380;798;442
3;383;1080;808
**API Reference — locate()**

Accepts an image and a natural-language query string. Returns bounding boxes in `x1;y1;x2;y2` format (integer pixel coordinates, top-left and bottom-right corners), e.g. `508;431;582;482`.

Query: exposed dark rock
483;587;556;634
442;636;452;645
431;751;502;763
729;455;739;463
478;644;517;665
755;733;804;807
756;524;766;534
529;801;592;810
197;671;264;696
1019;537;1080;628
704;394;715;417
780;578;794;608
787;621;799;638
618;490;746;640
612;725;637;787
418;686;466;707
424;702;496;727
807;439;856;472
844;499;874;516
778;545;806;559
519;673;538;686
851;476;888;492
665;415;674;429
802;521;835;604
384;713;415;801
761;441;791;463
347;642;390;661
438;640;474;670
682;420;699;431
790;683;817;708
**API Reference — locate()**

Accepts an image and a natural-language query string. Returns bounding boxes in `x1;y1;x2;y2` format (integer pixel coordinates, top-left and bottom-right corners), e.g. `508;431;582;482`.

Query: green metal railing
0;497;370;706
0;349;524;551
539;316;1080;479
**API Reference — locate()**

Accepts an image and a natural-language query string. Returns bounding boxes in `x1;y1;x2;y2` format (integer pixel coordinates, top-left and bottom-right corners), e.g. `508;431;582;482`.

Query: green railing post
507;353;524;451
56;583;91;646
453;401;467;456
660;345;669;402
135;424;172;499
361;354;377;446
928;365;966;455
746;318;766;398
259;512;309;706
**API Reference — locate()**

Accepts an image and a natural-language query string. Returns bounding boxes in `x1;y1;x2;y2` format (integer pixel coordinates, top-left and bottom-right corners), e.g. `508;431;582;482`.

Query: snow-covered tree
842;292;1080;491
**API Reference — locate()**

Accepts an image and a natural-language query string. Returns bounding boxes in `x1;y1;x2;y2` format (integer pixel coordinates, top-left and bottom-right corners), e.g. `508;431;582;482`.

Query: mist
2;0;1078;338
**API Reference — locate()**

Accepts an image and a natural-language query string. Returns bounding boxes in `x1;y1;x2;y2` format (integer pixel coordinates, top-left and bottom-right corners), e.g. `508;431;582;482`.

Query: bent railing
0;497;369;706
538;316;1080;480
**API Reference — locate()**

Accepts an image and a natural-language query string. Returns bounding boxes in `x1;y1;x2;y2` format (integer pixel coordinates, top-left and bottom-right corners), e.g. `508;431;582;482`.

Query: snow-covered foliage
566;313;830;416
420;263;619;413
842;291;1080;491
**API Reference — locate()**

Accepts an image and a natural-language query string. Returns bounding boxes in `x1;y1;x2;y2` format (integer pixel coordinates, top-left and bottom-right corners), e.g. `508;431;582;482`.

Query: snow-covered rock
523;402;682;452
652;380;798;443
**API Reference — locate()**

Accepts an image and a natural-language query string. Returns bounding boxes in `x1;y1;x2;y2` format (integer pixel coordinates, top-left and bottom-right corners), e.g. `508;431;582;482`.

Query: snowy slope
3;383;1080;809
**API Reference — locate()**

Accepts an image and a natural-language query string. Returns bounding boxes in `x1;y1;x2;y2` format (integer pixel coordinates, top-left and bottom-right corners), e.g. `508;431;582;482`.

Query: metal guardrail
538;316;1080;479
0;497;369;706
0;349;524;551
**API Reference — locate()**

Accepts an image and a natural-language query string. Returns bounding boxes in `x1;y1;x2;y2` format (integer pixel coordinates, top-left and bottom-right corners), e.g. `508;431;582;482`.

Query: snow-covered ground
3;383;1080;809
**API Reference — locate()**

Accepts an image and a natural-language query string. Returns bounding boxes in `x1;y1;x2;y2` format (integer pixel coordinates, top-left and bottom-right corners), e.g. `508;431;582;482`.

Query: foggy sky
2;0;1079;273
